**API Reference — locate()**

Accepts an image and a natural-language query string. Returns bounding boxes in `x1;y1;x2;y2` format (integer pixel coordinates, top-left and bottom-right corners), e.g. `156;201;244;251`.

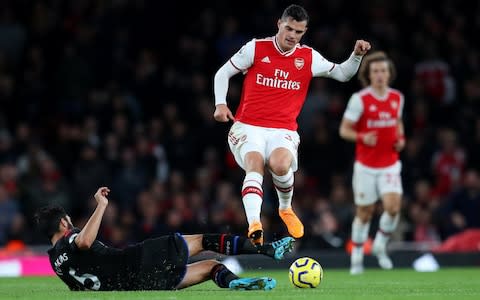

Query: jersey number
69;268;101;290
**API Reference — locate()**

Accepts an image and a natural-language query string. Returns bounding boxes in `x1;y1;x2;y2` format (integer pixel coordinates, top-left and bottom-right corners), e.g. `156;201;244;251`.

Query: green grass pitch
1;268;479;300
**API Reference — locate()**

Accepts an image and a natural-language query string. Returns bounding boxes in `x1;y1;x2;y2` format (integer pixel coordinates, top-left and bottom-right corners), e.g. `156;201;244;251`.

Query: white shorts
352;161;403;206
227;121;300;171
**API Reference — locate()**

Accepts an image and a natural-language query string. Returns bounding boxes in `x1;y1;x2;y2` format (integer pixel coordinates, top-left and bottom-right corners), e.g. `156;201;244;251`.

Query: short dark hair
34;205;67;240
358;51;397;87
281;4;309;24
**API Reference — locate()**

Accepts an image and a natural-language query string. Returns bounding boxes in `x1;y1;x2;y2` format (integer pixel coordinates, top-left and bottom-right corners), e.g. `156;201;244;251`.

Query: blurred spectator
71;144;109;218
406;178;441;245
0;8;26;66
437;169;480;239
0;185;24;245
21;156;71;221
133;190;166;240
111;146;148;209
431;128;466;198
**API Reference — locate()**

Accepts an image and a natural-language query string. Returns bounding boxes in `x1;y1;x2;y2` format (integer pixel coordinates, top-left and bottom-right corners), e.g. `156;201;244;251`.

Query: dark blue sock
203;234;257;255
210;264;239;288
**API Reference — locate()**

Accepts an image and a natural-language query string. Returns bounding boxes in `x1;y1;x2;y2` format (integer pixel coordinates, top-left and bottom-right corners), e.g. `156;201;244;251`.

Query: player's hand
94;187;110;206
353;40;371;56
358;131;377;146
214;104;235;122
394;136;406;152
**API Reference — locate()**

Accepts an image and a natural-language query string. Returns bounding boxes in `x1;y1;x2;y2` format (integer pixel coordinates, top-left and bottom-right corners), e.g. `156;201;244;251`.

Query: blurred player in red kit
339;51;405;274
213;4;370;245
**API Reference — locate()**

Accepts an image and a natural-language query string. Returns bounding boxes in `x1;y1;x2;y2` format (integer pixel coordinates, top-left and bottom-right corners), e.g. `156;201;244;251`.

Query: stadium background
0;0;479;259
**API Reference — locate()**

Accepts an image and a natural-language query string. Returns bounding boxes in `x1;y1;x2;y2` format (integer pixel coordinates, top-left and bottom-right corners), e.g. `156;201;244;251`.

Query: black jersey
47;229;189;291
47;228;142;291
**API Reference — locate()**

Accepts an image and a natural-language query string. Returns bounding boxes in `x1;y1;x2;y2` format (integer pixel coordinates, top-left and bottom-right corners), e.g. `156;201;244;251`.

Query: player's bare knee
268;158;291;176
268;149;292;175
384;204;401;216
244;152;265;172
356;205;375;222
382;194;402;215
206;260;221;272
183;234;204;256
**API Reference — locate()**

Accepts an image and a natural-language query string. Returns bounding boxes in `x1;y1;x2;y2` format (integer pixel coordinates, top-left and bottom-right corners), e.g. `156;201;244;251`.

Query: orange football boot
279;207;304;238
248;221;264;245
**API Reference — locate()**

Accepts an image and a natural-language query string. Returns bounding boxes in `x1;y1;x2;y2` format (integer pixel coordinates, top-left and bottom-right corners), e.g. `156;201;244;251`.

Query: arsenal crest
294;58;304;70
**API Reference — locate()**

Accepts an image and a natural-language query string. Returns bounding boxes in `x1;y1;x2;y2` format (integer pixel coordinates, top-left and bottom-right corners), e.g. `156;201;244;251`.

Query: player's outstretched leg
201;234;294;260
209;263;276;291
229;277;276;291
254;237;295;260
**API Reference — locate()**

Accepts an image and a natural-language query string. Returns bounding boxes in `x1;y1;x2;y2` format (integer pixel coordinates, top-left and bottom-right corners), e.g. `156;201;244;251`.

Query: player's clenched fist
94;187;110;206
354;40;371;56
214;104;235;122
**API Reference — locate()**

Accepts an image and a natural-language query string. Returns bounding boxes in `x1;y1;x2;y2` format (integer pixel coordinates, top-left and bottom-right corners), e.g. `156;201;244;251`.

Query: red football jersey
352;88;404;168
233;38;314;130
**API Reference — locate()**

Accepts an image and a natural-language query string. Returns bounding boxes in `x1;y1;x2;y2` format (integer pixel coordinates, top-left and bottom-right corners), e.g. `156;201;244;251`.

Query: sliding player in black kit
34;187;294;291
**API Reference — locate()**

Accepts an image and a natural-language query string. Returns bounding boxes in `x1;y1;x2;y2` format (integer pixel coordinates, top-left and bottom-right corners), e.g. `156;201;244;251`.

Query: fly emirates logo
256;69;301;90
367;111;397;128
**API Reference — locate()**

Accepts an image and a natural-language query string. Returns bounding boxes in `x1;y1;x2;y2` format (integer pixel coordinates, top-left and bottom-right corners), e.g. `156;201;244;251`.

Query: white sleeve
398;93;405;118
214;40;255;106
229;39;255;72
311;50;335;77
316;52;363;82
214;62;241;105
343;93;363;122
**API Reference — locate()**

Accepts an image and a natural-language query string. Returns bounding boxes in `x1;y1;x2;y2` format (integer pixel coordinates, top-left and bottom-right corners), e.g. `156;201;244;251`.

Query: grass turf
1;268;479;300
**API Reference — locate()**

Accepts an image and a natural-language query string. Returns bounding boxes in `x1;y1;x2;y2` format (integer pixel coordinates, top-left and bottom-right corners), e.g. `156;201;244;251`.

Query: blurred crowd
0;0;479;251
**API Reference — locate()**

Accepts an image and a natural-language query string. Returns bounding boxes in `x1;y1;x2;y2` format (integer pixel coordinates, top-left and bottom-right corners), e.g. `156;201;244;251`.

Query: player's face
62;215;74;230
368;61;390;89
276;17;307;51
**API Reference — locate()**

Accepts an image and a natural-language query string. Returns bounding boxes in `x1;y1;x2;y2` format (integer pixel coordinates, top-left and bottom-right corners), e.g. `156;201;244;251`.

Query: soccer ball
289;257;323;288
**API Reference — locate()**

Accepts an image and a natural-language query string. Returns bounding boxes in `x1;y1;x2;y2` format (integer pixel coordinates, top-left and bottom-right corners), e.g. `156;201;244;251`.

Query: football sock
210;264;239;288
351;217;370;253
202;234;263;255
271;168;294;210
374;212;399;246
242;172;263;225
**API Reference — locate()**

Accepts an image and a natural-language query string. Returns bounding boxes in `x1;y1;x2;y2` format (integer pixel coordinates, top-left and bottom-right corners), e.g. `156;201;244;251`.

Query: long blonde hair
358;51;397;87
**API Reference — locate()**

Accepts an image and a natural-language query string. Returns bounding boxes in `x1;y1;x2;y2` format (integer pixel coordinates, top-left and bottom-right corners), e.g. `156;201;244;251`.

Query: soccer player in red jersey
214;4;371;245
339;51;405;274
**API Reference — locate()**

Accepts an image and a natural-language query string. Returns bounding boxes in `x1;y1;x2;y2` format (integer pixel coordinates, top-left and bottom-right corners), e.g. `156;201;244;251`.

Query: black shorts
136;233;189;290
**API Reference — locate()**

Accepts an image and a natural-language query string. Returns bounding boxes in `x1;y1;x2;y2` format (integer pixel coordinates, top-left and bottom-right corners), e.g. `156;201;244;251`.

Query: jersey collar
273;35;298;56
367;87;391;101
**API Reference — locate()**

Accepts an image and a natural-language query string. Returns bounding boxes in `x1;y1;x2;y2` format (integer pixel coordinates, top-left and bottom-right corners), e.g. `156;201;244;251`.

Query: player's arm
313;40;371;82
213;62;239;122
74;187;110;249
213;39;255;122
339;118;358;142
393;93;406;151
339;93;377;146
339;118;377;146
394;119;406;151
